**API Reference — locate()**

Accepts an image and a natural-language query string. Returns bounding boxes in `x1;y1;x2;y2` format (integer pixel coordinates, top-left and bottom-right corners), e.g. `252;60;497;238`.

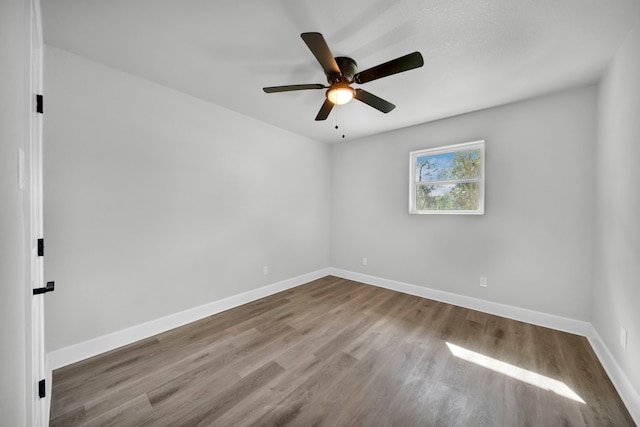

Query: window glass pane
415;182;480;211
416;149;481;182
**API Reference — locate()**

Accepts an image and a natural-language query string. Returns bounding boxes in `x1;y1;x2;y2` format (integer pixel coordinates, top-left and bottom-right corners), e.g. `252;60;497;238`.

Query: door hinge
33;281;54;295
37;238;44;256
36;94;43;114
38;379;46;398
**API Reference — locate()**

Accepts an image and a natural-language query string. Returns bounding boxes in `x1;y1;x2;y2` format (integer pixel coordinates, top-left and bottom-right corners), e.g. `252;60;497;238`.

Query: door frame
26;0;48;424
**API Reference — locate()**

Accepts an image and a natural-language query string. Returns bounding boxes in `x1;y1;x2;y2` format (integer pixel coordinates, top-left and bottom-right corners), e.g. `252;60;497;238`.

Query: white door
28;0;48;425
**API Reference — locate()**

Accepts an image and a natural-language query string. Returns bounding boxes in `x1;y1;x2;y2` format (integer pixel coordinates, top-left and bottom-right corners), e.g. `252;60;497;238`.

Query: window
409;140;484;214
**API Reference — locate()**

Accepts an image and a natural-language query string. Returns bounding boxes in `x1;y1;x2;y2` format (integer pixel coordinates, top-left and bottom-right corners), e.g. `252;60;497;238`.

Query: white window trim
409;140;485;215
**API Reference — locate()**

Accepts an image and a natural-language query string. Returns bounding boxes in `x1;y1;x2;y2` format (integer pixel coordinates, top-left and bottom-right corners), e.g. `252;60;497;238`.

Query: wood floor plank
81;393;153;427
166;360;285;427
50;276;636;426
244;351;360;427
213;352;322;426
332;340;424;426
54;326;262;423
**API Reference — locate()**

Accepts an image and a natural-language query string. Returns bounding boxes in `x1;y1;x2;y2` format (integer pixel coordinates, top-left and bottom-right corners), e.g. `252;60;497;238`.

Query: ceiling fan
263;32;424;121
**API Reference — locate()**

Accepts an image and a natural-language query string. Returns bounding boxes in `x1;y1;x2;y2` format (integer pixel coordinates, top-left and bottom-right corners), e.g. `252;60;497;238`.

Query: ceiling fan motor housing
332;57;358;83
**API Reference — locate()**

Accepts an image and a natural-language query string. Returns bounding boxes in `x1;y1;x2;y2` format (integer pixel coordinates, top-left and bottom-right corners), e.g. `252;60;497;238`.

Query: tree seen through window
410;141;484;214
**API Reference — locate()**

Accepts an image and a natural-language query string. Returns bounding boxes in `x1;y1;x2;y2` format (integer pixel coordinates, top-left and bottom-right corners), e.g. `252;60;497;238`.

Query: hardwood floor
50;276;635;426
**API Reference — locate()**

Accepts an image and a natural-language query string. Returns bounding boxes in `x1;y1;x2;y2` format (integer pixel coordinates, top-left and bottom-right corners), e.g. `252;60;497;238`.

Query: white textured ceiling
42;0;640;143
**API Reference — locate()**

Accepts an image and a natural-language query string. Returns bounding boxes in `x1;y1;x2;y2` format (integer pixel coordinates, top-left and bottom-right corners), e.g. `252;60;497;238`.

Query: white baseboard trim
329;268;592;335
586;326;640;422
47;268;331;371
329;268;639;424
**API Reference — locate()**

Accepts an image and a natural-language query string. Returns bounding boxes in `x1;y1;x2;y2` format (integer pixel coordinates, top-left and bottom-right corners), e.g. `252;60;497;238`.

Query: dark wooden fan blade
354;89;395;113
315;99;334;121
301;32;341;76
263;84;325;93
354;52;424;84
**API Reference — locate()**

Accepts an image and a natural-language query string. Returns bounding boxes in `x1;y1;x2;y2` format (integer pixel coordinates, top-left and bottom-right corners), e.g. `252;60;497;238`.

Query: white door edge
27;0;48;425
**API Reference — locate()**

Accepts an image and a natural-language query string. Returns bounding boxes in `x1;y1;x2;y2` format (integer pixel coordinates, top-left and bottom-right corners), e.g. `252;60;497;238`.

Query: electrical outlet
480;277;488;288
263;266;268;275
362;257;368;266
621;327;627;350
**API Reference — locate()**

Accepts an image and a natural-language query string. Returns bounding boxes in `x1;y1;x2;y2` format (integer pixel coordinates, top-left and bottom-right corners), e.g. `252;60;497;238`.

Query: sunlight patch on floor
446;342;585;403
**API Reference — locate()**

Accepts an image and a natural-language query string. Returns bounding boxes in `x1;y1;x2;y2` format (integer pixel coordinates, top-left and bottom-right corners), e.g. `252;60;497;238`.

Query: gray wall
44;47;331;351
0;0;27;425
331;86;597;321
595;22;640;396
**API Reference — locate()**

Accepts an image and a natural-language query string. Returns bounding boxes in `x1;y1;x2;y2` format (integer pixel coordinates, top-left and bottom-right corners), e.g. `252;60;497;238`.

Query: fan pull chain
334;106;345;139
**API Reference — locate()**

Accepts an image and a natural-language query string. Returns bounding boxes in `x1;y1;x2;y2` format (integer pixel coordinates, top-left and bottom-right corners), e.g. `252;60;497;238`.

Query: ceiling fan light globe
327;86;355;105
